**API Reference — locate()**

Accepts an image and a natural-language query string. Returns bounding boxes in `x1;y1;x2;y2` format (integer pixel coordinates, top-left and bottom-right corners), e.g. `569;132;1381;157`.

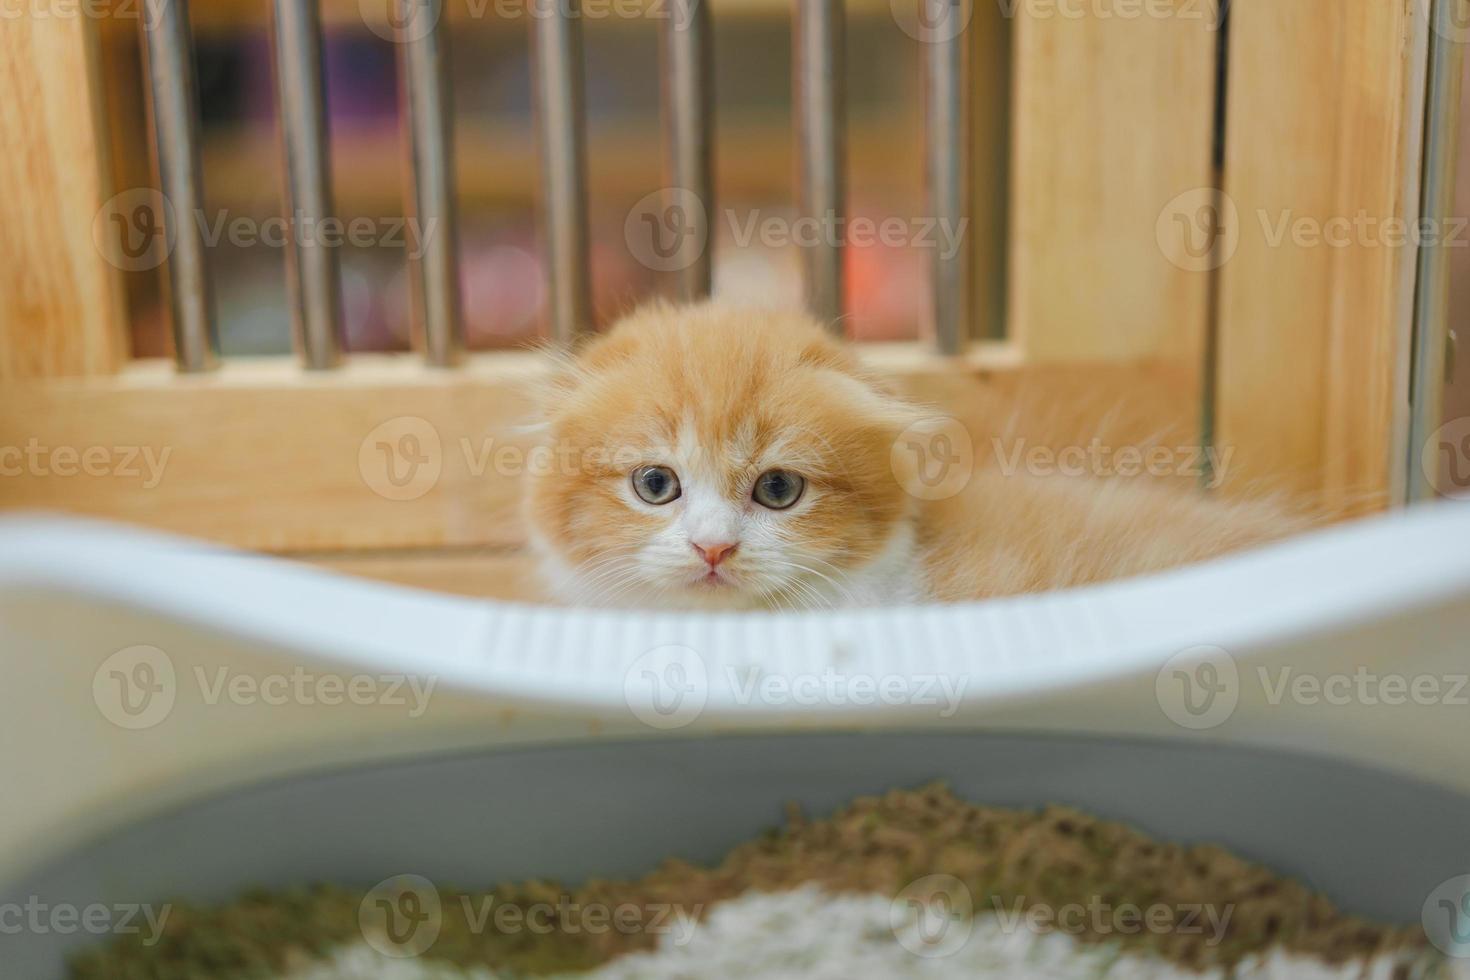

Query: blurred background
100;0;1010;358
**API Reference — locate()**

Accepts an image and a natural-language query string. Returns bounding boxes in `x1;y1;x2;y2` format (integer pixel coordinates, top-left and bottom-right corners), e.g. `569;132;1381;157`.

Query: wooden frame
0;1;1442;595
1215;0;1432;512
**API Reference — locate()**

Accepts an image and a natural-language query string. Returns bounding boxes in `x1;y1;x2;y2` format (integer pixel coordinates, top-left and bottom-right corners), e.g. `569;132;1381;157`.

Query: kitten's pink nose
692;541;737;567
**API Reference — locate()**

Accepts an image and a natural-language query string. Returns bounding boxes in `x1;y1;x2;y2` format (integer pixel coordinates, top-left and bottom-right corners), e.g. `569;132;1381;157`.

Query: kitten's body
525;303;1297;610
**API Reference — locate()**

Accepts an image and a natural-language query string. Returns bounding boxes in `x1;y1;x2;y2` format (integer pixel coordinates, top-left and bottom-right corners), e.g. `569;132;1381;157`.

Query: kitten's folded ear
822;369;933;438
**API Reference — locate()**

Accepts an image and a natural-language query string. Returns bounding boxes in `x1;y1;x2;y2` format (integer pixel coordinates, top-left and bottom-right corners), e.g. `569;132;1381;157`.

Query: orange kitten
524;302;1295;610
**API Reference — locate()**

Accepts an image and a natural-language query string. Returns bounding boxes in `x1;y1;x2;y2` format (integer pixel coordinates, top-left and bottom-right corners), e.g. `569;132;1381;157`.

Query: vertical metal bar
925;0;971;355
272;0;344;369
401;0;465;366
141;0;216;372
794;0;845;329
533;0;592;343
660;0;714;300
1407;0;1466;501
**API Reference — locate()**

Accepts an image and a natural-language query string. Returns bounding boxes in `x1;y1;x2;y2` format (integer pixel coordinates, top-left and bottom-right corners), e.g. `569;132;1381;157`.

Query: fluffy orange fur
524;302;1299;609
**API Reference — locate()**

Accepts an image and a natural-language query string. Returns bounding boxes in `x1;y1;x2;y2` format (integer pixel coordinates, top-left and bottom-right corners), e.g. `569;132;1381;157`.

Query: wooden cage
0;0;1462;598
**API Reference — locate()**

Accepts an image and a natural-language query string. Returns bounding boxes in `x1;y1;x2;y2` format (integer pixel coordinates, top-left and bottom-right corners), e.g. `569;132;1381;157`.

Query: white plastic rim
2;506;1470;889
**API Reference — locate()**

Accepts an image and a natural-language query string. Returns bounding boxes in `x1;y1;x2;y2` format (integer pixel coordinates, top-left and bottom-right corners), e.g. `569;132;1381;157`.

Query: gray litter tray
6;731;1470;977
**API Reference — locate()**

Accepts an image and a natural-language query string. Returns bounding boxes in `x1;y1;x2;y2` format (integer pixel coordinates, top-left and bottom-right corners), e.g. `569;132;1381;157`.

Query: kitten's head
525;302;923;610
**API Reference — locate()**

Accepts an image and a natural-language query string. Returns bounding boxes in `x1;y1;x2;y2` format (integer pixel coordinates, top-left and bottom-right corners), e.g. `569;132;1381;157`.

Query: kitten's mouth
694;569;732;587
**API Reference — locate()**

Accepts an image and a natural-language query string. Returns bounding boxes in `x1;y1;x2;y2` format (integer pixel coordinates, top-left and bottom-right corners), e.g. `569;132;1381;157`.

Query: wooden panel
0;355;545;552
970;0;1010;340
1008;0;1217;369
0;12;128;379
1216;0;1428;509
301;548;541;601
0;346;1199;553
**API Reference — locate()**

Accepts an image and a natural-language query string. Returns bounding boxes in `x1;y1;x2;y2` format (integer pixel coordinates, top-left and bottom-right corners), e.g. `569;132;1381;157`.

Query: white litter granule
286;887;1461;980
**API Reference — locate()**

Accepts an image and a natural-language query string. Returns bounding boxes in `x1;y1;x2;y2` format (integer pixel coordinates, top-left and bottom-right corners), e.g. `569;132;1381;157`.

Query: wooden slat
970;0;1009;341
1216;0;1428;509
1008;0;1217;370
0;348;1198;553
0;12;128;379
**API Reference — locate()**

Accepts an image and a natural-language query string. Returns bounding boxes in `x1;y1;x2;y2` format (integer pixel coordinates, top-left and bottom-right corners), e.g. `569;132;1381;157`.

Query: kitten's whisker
765;557;854;608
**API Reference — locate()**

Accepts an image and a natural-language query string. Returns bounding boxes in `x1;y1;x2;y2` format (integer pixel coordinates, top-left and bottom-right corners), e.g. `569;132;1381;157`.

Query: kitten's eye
631;465;681;505
753;469;805;510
